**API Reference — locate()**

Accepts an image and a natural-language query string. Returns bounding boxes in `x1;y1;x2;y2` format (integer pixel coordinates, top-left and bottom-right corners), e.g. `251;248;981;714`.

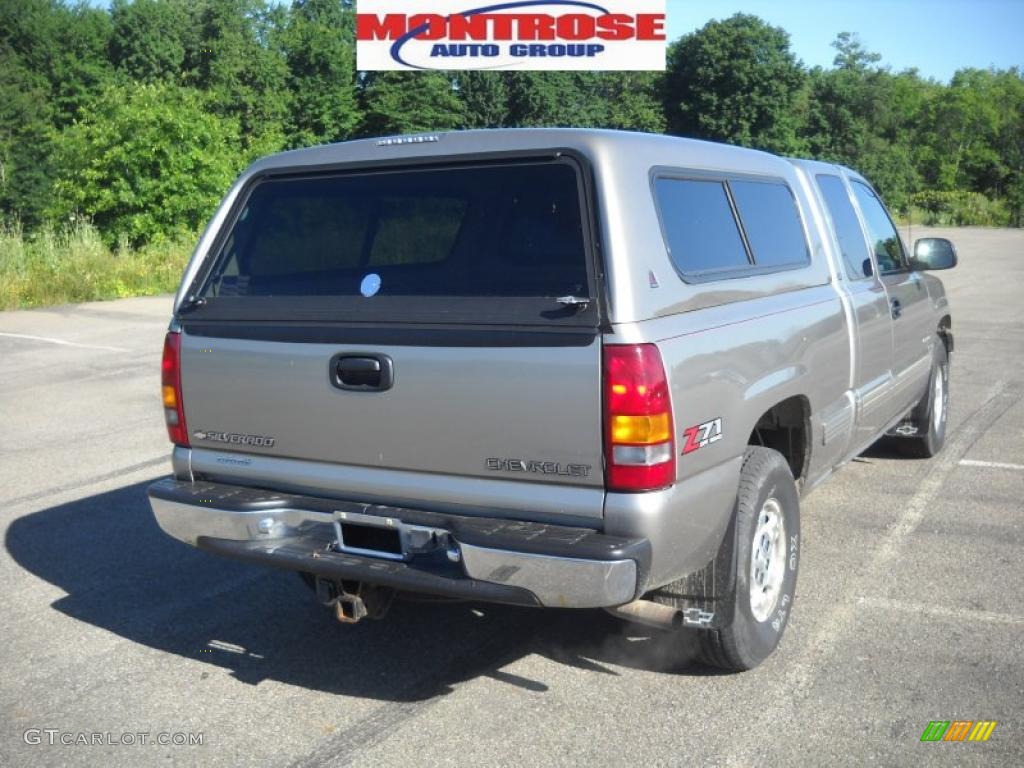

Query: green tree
831;31;881;71
802;34;880;161
110;0;189;83
916;69;1002;192
0;0;114;226
800;35;937;208
992;69;1024;225
662;13;806;153
186;0;289;152
2;0;114;127
460;71;663;132
504;72;610;126
458;72;512;128
282;0;360;147
1;0;50;226
45;2;116;127
359;72;464;135
590;72;665;132
4;3;1024;238
0;55;54;227
50;82;244;245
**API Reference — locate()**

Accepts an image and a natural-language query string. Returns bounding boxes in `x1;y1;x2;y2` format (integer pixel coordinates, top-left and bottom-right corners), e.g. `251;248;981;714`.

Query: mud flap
645;513;739;631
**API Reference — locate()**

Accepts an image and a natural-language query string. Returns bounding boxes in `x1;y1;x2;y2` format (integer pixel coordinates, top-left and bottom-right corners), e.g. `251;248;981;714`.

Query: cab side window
850;181;906;275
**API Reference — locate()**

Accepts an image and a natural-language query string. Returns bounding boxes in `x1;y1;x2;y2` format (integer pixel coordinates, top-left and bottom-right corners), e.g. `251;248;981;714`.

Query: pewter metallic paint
165;129;951;596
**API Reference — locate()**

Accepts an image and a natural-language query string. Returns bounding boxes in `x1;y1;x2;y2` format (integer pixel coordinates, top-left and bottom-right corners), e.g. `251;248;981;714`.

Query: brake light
161;331;189;447
603;344;675;492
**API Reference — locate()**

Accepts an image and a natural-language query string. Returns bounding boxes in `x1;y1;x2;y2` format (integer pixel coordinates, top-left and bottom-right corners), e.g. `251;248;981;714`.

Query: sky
665;0;1024;82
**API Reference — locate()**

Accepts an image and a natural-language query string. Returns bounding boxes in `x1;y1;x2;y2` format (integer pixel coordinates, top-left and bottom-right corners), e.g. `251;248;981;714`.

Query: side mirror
861;258;874;277
912;238;957;271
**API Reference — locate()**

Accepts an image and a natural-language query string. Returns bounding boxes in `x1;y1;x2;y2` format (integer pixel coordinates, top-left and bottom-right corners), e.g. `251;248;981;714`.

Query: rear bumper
147;478;650;609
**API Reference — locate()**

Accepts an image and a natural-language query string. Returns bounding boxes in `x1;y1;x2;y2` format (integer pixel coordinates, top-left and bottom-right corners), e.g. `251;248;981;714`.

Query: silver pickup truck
149;129;956;671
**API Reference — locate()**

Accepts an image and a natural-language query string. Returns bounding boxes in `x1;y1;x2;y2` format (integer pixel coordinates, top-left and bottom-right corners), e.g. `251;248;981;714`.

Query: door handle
330;354;394;392
891;298;902;319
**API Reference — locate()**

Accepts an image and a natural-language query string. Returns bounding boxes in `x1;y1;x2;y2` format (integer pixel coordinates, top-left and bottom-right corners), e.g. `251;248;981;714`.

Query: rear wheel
897;340;949;458
696;446;800;671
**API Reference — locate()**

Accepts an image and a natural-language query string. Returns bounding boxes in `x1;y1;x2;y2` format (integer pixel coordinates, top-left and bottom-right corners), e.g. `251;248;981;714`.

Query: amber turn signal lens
610;413;671;444
162;385;177;409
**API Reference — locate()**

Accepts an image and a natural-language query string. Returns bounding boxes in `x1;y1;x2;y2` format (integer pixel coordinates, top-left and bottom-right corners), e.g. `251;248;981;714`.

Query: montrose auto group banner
356;0;667;70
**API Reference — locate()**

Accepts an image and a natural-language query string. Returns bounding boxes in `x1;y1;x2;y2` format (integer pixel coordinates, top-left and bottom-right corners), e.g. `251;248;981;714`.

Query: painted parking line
0;331;128;353
959;459;1024;471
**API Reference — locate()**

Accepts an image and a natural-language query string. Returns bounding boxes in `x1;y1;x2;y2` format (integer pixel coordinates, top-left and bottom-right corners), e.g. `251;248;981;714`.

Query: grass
0;222;194;310
895;191;1016;228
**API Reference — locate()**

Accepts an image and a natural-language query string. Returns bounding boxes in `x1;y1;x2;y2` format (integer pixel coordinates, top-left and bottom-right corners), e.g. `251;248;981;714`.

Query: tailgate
179;334;603;486
176;155;606;516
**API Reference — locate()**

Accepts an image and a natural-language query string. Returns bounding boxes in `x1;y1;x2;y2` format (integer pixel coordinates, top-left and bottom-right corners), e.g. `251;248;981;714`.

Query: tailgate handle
330;354;394;392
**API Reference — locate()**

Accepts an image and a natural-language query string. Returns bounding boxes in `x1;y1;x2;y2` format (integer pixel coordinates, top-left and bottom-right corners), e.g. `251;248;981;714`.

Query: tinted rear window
816;174;870;279
654;178;750;274
729;180;809;268
199;162;589;300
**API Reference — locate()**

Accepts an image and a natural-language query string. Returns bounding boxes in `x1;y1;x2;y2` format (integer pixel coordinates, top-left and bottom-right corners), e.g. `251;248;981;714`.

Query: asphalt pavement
1;226;1021;767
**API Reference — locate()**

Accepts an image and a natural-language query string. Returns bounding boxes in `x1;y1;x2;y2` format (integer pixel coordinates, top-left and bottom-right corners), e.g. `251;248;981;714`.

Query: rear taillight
161;331;189;447
603;344;675;492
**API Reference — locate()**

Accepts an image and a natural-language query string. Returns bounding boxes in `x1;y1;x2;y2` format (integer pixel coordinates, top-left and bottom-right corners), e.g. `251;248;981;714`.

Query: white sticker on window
360;273;382;297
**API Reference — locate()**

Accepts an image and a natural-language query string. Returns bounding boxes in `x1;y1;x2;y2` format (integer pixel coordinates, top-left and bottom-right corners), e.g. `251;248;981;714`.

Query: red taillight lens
603;344;675;492
161;331;189;447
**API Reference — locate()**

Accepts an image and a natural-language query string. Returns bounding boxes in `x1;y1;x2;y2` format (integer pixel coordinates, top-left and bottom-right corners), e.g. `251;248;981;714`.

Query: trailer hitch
315;578;395;624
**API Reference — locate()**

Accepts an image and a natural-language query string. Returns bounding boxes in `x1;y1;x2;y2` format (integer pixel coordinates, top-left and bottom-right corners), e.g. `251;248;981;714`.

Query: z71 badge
682;417;723;455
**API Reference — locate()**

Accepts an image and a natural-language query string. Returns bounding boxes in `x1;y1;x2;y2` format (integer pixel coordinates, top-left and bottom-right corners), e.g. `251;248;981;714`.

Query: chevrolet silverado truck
149;129;956;671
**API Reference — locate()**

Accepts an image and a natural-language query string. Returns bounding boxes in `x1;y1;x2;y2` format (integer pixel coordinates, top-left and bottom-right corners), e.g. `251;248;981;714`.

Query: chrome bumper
148;478;648;609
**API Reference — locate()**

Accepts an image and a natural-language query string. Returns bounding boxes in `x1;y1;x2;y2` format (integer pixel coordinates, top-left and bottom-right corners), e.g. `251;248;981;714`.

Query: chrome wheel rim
933;366;946;434
749;498;786;622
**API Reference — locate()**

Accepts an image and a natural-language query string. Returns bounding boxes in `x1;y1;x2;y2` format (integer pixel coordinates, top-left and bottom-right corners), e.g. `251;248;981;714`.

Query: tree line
1;0;1022;247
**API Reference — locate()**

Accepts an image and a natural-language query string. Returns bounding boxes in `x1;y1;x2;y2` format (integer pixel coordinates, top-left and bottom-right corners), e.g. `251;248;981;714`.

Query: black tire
897;340;949;458
696;447;800;671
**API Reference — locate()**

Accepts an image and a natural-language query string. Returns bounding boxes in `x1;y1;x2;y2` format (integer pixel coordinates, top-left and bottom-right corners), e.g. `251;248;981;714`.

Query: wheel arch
747;394;812;485
938;314;953;356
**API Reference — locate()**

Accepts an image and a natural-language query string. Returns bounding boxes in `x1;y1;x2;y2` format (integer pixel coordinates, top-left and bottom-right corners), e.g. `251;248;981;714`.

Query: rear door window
816;174;872;279
199;160;590;303
850;181;906;275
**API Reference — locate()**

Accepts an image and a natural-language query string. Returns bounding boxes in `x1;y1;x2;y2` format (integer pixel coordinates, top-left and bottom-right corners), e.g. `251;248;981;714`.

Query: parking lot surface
1;227;1021;766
